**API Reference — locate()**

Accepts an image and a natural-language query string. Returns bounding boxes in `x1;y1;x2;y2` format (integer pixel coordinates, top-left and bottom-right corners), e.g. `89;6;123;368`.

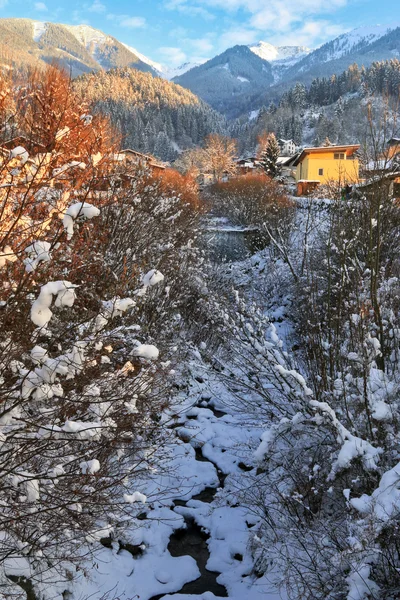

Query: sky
0;0;397;67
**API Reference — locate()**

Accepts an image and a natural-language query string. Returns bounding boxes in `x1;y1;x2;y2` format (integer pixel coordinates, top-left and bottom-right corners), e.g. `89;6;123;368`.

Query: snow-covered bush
202;179;400;599
0;65;199;597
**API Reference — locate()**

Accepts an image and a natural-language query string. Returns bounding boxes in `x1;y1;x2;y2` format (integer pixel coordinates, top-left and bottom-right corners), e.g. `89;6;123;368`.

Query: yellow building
293;144;360;185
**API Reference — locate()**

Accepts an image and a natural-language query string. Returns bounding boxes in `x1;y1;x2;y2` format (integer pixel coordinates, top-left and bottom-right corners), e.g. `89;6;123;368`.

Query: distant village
3;132;400;200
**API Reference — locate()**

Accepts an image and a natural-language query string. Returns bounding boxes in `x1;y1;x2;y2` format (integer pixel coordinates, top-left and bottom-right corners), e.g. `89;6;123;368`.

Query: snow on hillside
121;46;204;80
322;23;400;61
249;41;311;64
64;24;109;48
32;21;47;42
122;42;163;73
165;61;205;80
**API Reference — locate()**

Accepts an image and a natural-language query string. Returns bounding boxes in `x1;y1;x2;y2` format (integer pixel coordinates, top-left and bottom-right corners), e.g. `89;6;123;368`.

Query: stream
148;402;230;599
202;217;267;263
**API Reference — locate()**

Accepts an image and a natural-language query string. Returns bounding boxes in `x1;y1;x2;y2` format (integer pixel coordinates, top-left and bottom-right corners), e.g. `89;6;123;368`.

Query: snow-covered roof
277;156;295;165
297;179;320;183
293;144;360;166
120;148;153;160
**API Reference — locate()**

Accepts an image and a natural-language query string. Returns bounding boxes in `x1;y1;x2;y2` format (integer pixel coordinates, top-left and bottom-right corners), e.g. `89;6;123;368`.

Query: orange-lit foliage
15;64;118;156
212;172;291;209
150;167;200;210
0;65;122;335
256;131;270;158
211;173;293;232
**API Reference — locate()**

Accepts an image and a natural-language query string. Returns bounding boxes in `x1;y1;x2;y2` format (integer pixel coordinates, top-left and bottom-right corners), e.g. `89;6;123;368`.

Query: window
318;168;324;176
334;152;345;159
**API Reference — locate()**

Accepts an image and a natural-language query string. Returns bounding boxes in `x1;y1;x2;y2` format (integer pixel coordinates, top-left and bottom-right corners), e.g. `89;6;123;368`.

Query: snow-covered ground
63;348;286;599
57;239;292;600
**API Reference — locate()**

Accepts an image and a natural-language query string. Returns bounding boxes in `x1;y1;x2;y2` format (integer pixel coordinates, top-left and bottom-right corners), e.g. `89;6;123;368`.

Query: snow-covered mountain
120;53;204;80
0;18;159;76
161;61;205;80
249;41;311;64
289;23;400;78
173;23;400;117
173;45;274;118
121;42;164;74
317;24;399;62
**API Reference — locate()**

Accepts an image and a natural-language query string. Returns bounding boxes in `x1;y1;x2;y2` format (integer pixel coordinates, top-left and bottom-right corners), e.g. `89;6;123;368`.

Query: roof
356;171;400;188
237;156;258;163
387;138;400;146
119;148;166;169
120;148;153;160
292;144;360;166
277;155;296;165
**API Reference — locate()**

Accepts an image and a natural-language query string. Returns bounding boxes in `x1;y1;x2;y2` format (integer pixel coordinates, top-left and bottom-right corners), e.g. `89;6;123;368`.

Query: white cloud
159;46;187;66
87;0;106;13
107;14;147;28
34;1;48;10
219;28;259;47
119;16;147;28
164;0;215;20
189;38;214;53
165;0;350;52
169;26;190;38
290;20;349;45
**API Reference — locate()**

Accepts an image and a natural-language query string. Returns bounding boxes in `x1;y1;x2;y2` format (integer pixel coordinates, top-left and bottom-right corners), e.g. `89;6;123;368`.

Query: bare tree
202;134;237;181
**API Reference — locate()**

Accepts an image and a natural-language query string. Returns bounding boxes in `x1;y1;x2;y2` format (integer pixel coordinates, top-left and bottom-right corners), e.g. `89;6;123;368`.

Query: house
293;145;360;189
277;155;297;181
356;171;400;201
278;139;296;157
236;157;261;174
118;149;166;172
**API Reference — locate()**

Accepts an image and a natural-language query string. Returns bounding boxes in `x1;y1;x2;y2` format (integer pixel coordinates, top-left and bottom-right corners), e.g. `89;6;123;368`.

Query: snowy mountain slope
173;25;400;116
162;61;205;80
32;20;47;42
122;42;164;74
120;48;205;80
319;24;399;62
0;18;158;76
290;24;400;76
173;45;274;118
249;41;311;64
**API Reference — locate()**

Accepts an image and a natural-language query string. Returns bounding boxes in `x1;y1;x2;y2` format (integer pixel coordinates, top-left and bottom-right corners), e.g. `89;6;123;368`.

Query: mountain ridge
174;24;400;117
0;18;158;76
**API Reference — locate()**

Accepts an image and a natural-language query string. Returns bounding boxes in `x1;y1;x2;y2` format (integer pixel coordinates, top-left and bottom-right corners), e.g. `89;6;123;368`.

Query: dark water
202;228;267;263
149;518;228;600
149;416;229;600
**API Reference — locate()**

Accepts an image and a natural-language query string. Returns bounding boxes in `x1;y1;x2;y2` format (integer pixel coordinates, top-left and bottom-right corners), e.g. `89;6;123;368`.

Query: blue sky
0;0;397;66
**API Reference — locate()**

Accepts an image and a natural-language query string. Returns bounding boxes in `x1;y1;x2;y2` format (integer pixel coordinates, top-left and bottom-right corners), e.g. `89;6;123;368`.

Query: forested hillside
233;59;400;154
74;67;226;160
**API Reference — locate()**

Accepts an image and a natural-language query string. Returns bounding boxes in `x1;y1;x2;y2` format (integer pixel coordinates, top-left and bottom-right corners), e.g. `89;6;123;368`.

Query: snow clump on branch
31;280;78;327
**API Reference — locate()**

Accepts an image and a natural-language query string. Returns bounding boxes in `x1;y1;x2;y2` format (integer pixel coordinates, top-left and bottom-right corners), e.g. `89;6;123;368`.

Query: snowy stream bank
31;223;289;600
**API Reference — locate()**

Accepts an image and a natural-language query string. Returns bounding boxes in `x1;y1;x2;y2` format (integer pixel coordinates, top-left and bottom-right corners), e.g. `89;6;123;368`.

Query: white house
278;139;296;157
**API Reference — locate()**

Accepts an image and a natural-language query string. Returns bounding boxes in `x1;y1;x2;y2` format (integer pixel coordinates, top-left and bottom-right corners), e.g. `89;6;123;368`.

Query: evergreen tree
260;133;282;178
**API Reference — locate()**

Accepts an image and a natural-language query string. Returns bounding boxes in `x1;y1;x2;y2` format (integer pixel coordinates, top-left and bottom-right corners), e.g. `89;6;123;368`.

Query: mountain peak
249;41;311;63
0;17;159;76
